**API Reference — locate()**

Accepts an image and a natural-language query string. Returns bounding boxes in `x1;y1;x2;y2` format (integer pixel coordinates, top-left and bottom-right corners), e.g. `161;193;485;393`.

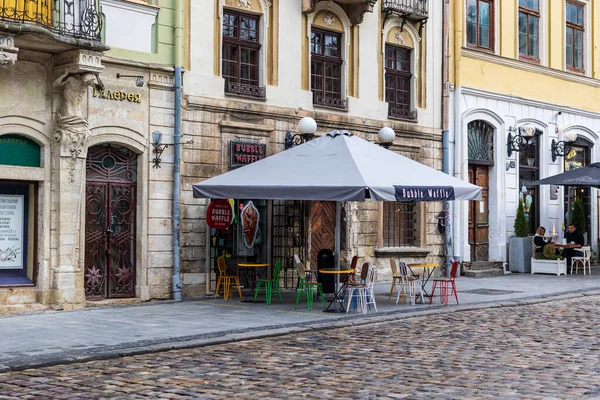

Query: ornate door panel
468;165;489;261
310;201;336;268
85;146;137;299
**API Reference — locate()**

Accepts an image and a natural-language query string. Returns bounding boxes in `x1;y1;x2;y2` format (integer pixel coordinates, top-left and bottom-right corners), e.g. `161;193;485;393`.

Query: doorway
310;201;336;269
468;165;489;261
84;145;137;299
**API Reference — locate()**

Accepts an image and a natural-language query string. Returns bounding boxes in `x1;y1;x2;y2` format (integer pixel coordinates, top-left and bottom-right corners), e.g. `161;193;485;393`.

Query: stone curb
1;289;599;373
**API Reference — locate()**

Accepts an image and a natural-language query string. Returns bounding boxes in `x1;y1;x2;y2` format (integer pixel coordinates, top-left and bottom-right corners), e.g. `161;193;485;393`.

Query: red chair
429;261;459;305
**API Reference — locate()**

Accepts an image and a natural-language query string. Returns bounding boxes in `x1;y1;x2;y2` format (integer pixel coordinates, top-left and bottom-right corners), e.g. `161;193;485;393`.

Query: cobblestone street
2;297;600;399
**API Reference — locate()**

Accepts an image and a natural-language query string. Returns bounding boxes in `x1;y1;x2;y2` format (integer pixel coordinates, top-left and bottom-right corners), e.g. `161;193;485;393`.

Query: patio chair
345;265;377;314
394;261;424;305
429;261;459;306
214;256;242;301
388;259;418;302
344;262;369;310
341;255;359;284
295;262;325;311
571;246;592;275
254;259;283;304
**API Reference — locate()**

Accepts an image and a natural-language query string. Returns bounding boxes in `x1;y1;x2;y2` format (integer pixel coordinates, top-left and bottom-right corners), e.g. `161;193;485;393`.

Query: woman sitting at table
534;226;553;254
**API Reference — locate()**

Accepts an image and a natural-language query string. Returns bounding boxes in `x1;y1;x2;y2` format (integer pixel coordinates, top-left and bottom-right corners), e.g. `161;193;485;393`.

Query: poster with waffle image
241;201;259;249
0;194;23;269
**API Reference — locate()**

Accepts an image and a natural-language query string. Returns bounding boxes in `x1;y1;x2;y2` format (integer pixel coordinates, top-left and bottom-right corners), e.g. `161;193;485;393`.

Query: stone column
50;51;104;309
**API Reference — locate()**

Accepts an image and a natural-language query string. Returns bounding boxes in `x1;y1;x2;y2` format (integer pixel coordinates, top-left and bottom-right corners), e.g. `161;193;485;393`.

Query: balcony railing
225;80;266;99
0;0;103;41
388;104;417;122
382;0;429;19
312;92;348;111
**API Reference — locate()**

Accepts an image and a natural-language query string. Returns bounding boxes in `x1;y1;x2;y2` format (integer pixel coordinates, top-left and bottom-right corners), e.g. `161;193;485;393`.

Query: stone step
464;261;504;271
464;268;506;278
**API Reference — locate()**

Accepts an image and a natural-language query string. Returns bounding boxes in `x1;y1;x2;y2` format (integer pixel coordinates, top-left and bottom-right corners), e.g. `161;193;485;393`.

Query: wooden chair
429;261;459;306
342;255;359;284
254;259;283;304
214;256;242;301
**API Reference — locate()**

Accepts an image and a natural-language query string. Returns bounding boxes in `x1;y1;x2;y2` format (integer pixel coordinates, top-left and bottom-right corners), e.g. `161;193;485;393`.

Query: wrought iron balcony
0;0;103;42
382;0;428;35
225;80;266;100
312;92;348;111
388;104;417;122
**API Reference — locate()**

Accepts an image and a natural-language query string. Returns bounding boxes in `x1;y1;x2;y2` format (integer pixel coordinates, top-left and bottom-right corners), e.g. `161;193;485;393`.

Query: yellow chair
214;256;242;301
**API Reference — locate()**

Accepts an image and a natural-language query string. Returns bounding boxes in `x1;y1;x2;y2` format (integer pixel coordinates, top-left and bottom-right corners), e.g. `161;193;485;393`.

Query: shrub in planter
513;200;528;237
572;197;586;234
509;200;533;273
534;244;564;261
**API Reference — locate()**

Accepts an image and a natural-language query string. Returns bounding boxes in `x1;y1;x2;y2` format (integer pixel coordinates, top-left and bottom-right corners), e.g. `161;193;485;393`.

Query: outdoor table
318;268;354;313
407;263;439;298
553;243;582;249
238;263;269;302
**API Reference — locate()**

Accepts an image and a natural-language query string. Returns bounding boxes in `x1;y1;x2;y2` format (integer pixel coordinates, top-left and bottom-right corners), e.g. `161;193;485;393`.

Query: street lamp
377;127;395;149
507;124;536;157
285;117;318;149
551;131;578;162
151;130;168;168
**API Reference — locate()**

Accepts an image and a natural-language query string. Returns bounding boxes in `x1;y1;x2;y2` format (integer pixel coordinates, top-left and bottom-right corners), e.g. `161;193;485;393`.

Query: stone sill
375;247;430;258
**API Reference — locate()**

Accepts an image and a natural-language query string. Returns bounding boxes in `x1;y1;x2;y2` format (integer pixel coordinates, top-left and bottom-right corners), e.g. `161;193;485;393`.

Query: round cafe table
238;263;269;302
407;263;439;298
318;268;354;312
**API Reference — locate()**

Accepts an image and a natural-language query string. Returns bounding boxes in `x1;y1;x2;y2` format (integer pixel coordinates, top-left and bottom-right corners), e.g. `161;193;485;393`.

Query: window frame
565;1;585;73
382;201;417;248
518;1;540;63
310;27;346;110
384;44;416;122
221;9;264;98
465;0;495;52
518;131;541;235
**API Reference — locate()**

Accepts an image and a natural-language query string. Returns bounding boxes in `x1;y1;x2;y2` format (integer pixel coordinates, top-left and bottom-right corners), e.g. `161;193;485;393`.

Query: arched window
467;120;494;165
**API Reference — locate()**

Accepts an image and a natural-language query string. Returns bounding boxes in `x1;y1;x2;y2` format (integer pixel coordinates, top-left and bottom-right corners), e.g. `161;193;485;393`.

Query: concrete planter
508;236;533;273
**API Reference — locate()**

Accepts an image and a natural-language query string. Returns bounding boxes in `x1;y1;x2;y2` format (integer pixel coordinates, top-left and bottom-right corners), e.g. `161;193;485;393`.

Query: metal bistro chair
429;261;459;306
214;256;242;301
395;261;425;305
295;262;325;311
254;259;283;304
345;265;377;314
571;246;592;275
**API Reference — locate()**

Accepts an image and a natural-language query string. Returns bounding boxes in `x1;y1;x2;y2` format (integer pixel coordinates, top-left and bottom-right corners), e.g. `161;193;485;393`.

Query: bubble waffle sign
230;141;267;168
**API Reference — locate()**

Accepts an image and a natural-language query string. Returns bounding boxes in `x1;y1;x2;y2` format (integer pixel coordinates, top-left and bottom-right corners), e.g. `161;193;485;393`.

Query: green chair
253;259;283;304
295;262;325;311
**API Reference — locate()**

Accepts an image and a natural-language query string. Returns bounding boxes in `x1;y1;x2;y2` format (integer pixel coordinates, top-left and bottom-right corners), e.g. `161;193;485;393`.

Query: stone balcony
302;0;378;25
382;0;429;35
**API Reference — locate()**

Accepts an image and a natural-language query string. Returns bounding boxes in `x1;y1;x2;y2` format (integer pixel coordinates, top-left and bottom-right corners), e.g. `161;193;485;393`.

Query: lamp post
285;117;318;149
377;127;395;149
551;131;578;162
151;130;168;168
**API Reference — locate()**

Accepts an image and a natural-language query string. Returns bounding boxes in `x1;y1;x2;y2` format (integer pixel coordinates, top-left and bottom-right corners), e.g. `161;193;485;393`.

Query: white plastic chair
345;265;377;314
395;261;425;305
571;246;592;275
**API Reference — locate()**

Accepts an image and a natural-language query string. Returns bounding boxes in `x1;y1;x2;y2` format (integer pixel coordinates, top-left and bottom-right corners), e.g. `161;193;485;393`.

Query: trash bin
317;248;335;294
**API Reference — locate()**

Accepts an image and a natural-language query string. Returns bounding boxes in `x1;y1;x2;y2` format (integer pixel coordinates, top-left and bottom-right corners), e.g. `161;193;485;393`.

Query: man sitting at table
565;224;585;265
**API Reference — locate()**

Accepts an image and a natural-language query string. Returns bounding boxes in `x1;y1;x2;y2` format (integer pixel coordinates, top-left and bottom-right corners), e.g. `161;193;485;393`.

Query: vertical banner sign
0;195;23;269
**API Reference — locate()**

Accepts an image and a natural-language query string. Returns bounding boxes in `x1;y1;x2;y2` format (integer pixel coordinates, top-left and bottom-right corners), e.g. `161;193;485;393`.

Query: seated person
534;226;553;253
565;223;585;262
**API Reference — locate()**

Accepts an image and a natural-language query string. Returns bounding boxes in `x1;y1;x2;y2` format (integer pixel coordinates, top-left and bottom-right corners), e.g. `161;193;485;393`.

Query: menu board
0;195;23;269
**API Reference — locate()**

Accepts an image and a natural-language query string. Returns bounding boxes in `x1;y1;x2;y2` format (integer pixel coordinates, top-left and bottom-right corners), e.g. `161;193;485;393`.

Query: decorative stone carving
239;0;251;8
148;73;175;90
54;49;104;74
323;13;336;26
53;68;105;182
395;30;404;45
0;34;18;68
302;0;376;25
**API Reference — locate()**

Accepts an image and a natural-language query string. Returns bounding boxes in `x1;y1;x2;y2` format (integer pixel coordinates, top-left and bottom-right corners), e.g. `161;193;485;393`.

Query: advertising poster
0;195;23;269
241;201;260;249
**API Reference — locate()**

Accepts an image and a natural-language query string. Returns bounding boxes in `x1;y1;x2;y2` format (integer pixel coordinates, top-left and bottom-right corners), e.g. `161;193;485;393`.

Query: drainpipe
172;0;184;301
452;0;463;264
441;0;453;276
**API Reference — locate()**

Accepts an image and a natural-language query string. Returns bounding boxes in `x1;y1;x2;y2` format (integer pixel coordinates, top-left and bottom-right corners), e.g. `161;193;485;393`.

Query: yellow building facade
449;0;600;266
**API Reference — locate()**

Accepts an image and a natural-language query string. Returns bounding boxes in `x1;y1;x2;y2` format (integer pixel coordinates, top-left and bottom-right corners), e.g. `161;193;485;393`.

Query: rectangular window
519;133;540;235
518;0;540;61
466;0;494;50
311;28;346;110
383;202;416;247
222;10;265;98
384;44;415;121
566;1;584;72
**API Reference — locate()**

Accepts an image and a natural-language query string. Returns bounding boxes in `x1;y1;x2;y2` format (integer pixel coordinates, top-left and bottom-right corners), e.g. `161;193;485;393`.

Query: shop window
564;139;593;236
518;0;540;61
383;202;416;247
0;182;37;286
466;0;494;51
566;1;584;72
222;10;265;99
311;28;347;110
385;44;416;122
518;131;541;235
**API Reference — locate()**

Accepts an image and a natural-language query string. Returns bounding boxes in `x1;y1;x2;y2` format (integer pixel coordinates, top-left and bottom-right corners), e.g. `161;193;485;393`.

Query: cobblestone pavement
2;297;600;399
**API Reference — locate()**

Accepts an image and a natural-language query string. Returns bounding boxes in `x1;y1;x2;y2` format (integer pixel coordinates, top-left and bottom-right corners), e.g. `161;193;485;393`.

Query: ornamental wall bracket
0;34;18;68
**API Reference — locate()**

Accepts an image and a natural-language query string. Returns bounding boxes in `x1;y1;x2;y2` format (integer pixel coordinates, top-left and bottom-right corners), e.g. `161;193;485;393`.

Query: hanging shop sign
92;88;141;103
0;194;23;269
206;199;233;230
241;201;260;248
230;141;266;168
394;186;455;202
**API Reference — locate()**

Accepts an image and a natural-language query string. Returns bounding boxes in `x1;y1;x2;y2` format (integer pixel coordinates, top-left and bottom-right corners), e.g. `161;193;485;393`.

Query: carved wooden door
310;201;336;268
468;165;489;261
85;146;137;299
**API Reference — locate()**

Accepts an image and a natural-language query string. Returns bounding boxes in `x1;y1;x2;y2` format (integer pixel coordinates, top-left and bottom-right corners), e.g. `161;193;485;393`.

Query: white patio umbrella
193;131;482;273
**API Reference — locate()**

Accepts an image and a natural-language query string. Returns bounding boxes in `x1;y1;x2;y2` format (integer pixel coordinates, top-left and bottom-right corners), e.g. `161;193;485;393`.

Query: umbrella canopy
193;131;481;202
531;162;600;188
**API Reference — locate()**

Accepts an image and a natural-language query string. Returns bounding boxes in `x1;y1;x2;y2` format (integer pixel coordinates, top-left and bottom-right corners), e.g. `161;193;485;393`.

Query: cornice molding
461;47;600;88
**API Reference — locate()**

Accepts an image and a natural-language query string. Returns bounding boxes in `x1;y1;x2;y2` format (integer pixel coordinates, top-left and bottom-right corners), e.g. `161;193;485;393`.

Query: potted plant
509;200;533;273
572;197;587;244
531;244;566;276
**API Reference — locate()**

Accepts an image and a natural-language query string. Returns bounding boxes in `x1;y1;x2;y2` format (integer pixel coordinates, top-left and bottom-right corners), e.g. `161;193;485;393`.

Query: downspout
441;0;453;276
452;0;463;263
172;0;184;301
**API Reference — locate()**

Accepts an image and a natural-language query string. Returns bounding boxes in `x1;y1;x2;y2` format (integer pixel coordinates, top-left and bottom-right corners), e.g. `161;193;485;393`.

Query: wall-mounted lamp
507;125;536;157
377;127;395;149
116;73;144;87
151;130;168;168
285;117;317;150
551;131;578;162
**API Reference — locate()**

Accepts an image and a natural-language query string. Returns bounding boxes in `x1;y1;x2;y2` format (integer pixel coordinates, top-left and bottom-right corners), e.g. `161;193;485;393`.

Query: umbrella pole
567;186;573;226
335;201;341;292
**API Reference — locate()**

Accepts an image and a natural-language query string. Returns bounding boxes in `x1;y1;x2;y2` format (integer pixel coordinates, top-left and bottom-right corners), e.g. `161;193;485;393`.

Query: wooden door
310;201;336;268
468;165;489;261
